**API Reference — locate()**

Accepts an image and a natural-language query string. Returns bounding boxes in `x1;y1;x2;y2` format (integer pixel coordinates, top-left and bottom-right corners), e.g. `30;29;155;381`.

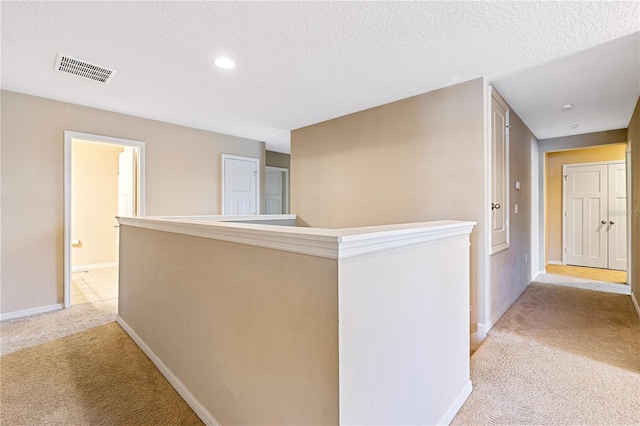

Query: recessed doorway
64;131;145;309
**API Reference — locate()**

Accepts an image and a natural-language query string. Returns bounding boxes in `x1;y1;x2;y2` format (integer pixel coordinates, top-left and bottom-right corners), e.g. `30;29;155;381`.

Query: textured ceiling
2;2;639;153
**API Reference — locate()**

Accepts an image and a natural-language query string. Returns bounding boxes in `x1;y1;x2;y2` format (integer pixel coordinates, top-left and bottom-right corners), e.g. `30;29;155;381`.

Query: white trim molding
470;329;487;351
0;303;64;322
439;380;472;426
632;291;640;320
116;316;221;426
117;216;476;260
480;279;531;336
546;260;563;265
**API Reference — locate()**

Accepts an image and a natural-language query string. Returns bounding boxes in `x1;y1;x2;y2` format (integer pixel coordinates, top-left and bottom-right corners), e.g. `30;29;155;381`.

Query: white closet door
265;170;283;214
607;163;627;271
222;155;259;215
565;164;608;268
490;92;509;253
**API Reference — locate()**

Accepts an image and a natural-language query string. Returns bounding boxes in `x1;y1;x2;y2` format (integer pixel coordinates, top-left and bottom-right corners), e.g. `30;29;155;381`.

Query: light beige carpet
452;282;640;425
1;299;118;355
1;303;202;425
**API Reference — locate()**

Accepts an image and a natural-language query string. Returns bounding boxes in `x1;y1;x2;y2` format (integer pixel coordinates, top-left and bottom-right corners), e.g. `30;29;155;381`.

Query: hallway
453;275;640;424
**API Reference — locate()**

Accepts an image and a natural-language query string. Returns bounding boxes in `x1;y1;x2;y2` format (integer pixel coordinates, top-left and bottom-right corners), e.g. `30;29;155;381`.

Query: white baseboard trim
632;291;640;320
72;262;118;273
546;260;563;265
470;328;487;351
439;379;472;425
480;280;531;334
116;316;220;426
0;303;64;321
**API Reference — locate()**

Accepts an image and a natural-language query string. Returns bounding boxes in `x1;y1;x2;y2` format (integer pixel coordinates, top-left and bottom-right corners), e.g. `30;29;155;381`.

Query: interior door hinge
564;175;568;181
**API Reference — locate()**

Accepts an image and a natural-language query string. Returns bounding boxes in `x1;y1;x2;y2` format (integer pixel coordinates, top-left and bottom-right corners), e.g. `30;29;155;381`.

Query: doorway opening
64;131;145;308
265;166;289;214
544;143;629;287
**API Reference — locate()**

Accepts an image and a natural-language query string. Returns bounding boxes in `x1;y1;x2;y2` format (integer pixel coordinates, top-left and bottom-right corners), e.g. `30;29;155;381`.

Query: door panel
565;164;607;268
565;161;627;271
490;93;508;252
265;170;283;214
608;163;627;270
223;156;258;215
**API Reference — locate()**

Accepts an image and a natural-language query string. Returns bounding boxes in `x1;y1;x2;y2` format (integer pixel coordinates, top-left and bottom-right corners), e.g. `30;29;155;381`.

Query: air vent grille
55;53;116;83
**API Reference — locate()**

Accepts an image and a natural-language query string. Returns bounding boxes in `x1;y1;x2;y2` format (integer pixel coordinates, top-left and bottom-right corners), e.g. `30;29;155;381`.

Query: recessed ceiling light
214;57;235;70
562;104;574;111
569;124;579;129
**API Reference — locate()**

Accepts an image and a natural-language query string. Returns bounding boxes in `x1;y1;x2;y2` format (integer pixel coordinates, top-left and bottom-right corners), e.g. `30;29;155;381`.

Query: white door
565;164;608;268
608;163;627;271
564;161;627;270
490;91;509;253
118;147;135;217
265;169;283;214
222;155;259;215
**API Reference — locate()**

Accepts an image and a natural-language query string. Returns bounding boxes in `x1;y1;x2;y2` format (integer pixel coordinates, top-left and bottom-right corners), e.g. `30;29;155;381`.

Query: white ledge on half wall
117;215;476;260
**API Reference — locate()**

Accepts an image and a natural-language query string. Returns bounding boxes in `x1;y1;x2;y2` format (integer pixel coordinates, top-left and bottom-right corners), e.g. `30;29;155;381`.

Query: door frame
626;141;633;286
63;131;146;309
221;154;261;215
562;159;625;268
265;165;290;214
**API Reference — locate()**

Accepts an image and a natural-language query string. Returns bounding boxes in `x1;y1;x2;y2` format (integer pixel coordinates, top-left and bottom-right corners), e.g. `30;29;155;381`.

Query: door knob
491;203;501;210
601;220;606;225
610;221;615;225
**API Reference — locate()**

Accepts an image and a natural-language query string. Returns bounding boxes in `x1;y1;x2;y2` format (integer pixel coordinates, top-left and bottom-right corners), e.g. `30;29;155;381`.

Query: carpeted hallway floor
1;276;638;425
452;281;640;425
0;300;202;425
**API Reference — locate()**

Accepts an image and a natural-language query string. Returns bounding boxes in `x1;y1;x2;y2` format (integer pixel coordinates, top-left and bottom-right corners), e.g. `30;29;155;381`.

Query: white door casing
64;131;145;309
626;142;633;286
118;147;136;217
608;162;627;271
490;89;510;254
222;154;260;215
563;161;626;270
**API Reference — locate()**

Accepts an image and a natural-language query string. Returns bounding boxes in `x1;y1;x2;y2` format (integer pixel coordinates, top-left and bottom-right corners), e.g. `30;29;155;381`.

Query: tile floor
72;266;118;305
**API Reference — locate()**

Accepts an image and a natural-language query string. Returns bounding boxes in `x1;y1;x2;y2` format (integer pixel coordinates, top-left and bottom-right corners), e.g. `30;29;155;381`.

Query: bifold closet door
565;164;608;268
608;163;627;271
564;162;627;270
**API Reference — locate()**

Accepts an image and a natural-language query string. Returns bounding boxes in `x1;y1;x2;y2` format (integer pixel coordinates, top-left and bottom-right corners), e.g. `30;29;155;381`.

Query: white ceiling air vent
54;53;117;83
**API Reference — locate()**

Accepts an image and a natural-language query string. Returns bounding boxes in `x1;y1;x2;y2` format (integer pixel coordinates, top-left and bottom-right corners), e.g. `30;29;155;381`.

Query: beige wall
628;98;640;305
0;90;265;314
488;109;537;325
118;225;339;425
291;78;488;328
266;150;290;169
71;141;123;267
545;144;627;263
